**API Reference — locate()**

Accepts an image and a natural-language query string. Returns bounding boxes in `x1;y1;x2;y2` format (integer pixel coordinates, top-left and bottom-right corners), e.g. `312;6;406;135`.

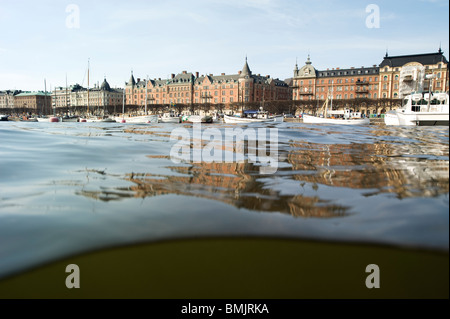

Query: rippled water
0;121;448;278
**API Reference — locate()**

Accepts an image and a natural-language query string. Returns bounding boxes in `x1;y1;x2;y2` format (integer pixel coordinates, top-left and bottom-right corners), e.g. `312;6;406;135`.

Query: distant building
292;49;449;115
53;78;124;114
379;49;449;98
125;59;292;110
0;90;20;109
14;91;52;113
292;49;449;102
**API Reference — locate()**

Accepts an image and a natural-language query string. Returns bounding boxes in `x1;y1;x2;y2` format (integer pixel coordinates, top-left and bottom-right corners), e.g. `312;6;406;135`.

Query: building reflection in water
74;127;448;218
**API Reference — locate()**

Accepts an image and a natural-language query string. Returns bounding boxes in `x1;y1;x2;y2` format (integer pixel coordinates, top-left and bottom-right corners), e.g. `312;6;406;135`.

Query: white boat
0;115;9;121
223;110;283;124
36;116;61;122
384;92;449;126
36;117;50;122
181;115;213;123
302;97;370;125
160;112;181;123
115;115;159;123
84;116;116;123
302;113;370;125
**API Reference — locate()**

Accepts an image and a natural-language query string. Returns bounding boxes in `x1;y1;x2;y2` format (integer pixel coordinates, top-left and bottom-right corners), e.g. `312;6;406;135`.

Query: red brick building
125;59;291;110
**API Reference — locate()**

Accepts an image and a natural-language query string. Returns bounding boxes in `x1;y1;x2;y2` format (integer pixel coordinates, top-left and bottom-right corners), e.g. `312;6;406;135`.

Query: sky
0;0;448;91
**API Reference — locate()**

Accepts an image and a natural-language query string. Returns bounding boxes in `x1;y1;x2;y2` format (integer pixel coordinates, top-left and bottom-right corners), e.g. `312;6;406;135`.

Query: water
0;121;448;282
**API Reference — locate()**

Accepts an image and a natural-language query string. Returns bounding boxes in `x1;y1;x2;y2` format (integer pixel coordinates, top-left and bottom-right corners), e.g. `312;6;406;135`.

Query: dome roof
101;78;111;91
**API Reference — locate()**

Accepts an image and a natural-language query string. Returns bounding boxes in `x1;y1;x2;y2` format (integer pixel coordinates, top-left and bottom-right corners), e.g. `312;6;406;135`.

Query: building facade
378;49;449;99
125;59;291;111
292;49;449;114
0;90;19;109
14;92;52;113
52;78;124;114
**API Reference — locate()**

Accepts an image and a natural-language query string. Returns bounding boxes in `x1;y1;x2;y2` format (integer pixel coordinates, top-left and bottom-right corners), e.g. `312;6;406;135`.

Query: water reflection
72;123;448;217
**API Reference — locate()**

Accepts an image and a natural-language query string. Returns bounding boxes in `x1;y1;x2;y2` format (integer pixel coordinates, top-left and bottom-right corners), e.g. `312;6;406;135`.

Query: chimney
238;71;242;75
158;78;161;81
267;75;270;78
171;74;175;79
327;68;329;70
182;70;187;74
350;67;354;69
221;73;225;76
137;78;140;83
373;65;376;67
195;72;199;78
336;67;340;70
209;74;213;76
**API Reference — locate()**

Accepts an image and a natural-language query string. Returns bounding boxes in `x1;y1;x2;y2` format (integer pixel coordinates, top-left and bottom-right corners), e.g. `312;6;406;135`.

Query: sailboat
62;75;79;122
115;76;158;124
78;59;115;122
302;85;369;125
36;79;60;122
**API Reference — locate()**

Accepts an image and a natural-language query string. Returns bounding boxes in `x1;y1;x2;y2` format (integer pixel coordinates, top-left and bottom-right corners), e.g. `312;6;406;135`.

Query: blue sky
0;0;448;91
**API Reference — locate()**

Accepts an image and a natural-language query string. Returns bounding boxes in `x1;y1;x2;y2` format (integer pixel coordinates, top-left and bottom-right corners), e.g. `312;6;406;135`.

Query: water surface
0;121;448;279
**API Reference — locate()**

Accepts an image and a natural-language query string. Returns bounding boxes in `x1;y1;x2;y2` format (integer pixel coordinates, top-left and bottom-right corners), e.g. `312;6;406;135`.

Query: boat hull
223;115;282;124
115;115;158;123
302;115;370;125
160;117;181;123
62;117;80;122
0;115;9;121
385;111;449;126
182;115;213;123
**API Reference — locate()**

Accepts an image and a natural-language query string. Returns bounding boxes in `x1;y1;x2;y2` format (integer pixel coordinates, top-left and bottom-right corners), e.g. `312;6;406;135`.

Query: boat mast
145;75;148;115
87;58;90;116
66;74;69;115
43;79;47;116
53;85;56;117
122;82;125;119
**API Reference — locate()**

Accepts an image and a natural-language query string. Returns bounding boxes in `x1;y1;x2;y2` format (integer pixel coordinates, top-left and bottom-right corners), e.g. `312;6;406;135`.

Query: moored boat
62;115;80;122
0;115;9;121
181;115;213;123
384;92;449;126
302;97;370;125
160;112;181;123
115;115;159;123
223;110;283;124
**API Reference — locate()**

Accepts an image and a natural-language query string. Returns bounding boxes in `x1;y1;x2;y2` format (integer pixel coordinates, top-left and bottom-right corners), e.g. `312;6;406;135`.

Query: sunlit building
292;48;449;101
125;59;291;109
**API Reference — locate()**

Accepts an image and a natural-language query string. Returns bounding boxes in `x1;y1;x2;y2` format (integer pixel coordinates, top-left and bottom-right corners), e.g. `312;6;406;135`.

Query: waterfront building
14;91;52;113
0;90;19;109
55;78;124;114
378;48;449;99
292;49;449;115
125;59;292;112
